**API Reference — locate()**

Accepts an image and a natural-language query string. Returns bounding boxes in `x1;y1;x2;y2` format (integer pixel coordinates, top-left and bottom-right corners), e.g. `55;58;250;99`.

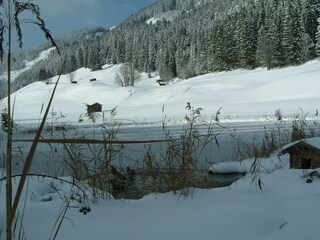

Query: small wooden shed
280;137;320;169
156;79;167;86
86;102;102;115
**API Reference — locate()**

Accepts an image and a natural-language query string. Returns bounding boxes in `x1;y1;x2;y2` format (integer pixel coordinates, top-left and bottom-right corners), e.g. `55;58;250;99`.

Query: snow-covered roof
280;137;320;153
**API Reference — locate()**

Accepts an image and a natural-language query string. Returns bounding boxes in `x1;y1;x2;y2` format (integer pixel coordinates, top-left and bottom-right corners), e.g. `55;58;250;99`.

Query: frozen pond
2;120;292;176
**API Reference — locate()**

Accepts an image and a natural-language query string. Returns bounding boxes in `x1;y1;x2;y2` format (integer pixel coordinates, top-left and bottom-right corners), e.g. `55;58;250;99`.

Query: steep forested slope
100;0;319;78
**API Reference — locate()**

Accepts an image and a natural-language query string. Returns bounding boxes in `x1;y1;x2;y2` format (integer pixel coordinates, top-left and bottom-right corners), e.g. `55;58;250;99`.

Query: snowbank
208;153;290;174
1;161;320;240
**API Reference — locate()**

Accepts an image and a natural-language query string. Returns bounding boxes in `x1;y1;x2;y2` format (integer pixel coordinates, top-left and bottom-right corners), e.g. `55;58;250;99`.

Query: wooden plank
14;138;170;144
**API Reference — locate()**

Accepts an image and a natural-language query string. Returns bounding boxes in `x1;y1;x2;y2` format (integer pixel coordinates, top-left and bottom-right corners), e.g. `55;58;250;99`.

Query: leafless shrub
232;121;290;162
274;109;283;121
139;103;222;198
291;110;320;141
115;62;140;87
250;157;265;191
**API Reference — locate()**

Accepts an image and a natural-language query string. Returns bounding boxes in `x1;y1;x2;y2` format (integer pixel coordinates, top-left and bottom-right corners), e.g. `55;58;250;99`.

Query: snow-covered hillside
1;59;320;125
146;10;181;24
1;47;55;82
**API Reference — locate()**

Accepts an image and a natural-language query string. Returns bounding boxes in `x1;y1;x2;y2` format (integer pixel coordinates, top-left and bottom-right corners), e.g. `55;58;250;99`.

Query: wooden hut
280;137;320;169
156;79;167;86
86;102;102;115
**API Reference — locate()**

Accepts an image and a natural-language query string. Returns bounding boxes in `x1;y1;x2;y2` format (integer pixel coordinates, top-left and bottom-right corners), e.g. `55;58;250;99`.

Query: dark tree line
96;0;320;79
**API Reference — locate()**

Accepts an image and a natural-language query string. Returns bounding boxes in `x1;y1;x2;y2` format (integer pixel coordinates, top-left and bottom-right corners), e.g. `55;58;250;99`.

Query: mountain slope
0;27;107;97
1;0;243;97
2;0;319;100
123;0;238;23
1;59;319;125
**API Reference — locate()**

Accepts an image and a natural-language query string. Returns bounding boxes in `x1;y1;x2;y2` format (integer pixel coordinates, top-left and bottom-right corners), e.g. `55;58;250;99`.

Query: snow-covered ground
1;59;320;126
1;53;320;239
2;47;55;82
208;153;289;174
1;154;320;240
146;10;181;24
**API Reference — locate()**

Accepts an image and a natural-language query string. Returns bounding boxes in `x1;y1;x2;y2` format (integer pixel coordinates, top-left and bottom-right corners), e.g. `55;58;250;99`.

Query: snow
1;155;320;240
280;137;320;153
1;51;320;239
1;59;320;126
208;154;289;174
146;10;181;24
2;47;55;82
304;137;320;149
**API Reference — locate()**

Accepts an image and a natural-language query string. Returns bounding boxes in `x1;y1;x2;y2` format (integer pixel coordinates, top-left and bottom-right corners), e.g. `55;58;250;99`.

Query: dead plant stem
9;60;65;229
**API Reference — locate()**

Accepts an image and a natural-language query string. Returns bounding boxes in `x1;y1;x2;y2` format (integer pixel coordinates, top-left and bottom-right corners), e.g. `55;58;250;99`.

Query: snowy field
1;54;320;239
1;155;320;240
1;58;320;125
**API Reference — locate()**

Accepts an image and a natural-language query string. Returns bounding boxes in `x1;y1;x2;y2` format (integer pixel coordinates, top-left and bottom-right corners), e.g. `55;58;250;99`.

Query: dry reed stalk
9;60;65;229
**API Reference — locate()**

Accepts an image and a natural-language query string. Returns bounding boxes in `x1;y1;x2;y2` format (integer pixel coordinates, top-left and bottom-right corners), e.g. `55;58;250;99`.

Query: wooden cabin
156;79;167;86
86;102;102;115
280;137;320;169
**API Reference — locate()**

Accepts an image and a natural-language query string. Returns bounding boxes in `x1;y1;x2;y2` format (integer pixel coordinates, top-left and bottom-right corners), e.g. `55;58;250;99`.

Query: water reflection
112;170;245;199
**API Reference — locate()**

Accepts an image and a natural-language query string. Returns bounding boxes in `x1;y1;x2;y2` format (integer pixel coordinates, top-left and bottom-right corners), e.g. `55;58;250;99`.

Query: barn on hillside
280;137;320;169
86;102;102;115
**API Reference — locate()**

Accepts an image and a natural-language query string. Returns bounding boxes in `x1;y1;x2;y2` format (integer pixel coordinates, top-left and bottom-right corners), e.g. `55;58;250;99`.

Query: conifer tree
256;25;276;69
175;38;192;79
272;4;286;67
158;46;175;81
238;11;258;69
147;36;157;74
213;24;229;71
68;53;78;72
78;47;84;68
88;41;103;71
301;0;318;47
38;67;51;81
283;0;307;65
192;30;205;75
315;3;320;57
